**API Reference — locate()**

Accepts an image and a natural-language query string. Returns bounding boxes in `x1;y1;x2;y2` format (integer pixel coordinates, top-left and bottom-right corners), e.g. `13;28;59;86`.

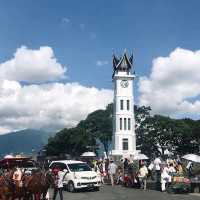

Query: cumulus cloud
138;48;200;118
0;80;113;134
96;60;109;66
0;46;66;83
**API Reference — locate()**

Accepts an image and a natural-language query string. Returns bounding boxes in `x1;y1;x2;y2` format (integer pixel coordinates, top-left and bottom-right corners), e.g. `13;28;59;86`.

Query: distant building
111;51;137;158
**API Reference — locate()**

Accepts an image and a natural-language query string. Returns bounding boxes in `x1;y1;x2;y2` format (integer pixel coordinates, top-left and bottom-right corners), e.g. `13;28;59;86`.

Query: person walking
161;164;171;192
108;159;117;186
97;159;105;184
138;163;148;190
154;157;162;191
53;168;65;200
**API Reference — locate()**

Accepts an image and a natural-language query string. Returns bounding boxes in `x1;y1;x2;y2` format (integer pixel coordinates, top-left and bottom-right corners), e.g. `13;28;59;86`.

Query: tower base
109;149;140;161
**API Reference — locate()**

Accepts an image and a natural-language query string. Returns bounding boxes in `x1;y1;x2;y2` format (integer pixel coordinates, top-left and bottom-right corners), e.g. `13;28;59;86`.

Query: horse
40;170;55;200
0;169;17;200
0;175;13;200
0;169;27;200
23;169;54;200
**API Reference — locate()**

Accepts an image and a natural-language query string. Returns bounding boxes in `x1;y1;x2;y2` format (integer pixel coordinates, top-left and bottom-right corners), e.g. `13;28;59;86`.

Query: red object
52;168;59;175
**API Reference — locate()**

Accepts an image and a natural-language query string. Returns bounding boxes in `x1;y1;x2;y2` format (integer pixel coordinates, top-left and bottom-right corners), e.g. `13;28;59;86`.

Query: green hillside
0;129;54;157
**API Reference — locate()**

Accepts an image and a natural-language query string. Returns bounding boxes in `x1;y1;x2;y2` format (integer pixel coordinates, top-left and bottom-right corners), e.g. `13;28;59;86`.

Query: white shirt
108;162;117;175
57;171;65;188
13;168;22;181
154;158;161;170
139;166;148;177
168;166;176;174
148;163;154;171
161;166;170;179
161;166;172;182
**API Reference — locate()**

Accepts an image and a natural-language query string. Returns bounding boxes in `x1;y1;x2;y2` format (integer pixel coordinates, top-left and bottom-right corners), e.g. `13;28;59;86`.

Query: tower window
127;100;130;110
120;118;122;130
122;138;128;150
124;118;127;130
128;118;131;130
120;100;124;110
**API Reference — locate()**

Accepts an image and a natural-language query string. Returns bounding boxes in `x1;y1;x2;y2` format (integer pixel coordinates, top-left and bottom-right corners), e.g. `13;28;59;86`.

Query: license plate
88;184;94;187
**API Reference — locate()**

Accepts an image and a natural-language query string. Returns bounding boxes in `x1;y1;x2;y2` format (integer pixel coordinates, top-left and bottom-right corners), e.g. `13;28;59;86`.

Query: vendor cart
167;175;191;194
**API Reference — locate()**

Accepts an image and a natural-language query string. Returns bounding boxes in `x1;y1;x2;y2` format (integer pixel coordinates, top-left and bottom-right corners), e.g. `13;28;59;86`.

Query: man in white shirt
161;164;171;192
108;160;117;186
154;157;162;191
154;157;161;171
53;168;65;200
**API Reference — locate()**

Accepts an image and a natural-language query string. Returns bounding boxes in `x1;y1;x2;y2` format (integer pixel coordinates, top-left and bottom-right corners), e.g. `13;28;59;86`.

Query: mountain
0;129;54;157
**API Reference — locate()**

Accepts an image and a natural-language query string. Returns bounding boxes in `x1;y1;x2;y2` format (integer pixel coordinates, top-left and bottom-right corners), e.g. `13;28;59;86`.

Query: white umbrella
81;152;96;157
134;153;149;160
4;155;14;159
182;154;200;163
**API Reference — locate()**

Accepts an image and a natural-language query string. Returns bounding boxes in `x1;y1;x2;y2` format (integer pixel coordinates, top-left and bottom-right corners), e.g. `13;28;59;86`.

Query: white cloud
138;48;200;118
0;80;113;134
0;46;66;83
96;60;109;66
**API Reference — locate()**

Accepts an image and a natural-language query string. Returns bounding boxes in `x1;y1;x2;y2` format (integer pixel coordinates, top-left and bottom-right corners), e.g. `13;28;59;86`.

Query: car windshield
68;163;91;172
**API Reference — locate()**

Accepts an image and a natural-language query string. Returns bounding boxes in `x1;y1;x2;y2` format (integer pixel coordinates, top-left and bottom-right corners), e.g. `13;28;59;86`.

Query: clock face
120;80;129;88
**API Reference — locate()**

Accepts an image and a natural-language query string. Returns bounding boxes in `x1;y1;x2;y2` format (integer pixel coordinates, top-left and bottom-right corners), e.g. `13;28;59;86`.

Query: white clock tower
111;51;137;158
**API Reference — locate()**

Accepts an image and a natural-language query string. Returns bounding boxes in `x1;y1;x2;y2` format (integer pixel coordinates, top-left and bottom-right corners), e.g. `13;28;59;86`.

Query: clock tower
111;51;136;158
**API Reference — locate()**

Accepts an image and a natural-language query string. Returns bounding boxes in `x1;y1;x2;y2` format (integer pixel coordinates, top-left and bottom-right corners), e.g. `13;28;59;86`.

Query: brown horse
0;170;25;200
0;175;13;200
40;171;55;200
23;170;54;200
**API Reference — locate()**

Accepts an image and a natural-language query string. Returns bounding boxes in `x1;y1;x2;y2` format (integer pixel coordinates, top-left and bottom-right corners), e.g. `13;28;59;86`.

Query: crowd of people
0;155;196;199
87;156;193;192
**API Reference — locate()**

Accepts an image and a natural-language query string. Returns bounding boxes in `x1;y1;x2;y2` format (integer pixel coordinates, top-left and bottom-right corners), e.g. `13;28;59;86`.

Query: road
50;185;200;200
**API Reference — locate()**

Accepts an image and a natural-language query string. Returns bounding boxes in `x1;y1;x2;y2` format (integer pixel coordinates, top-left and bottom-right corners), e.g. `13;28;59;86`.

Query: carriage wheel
68;181;75;192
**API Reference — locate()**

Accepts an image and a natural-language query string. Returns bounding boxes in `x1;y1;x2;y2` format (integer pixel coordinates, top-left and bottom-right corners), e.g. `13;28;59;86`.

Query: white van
49;160;101;192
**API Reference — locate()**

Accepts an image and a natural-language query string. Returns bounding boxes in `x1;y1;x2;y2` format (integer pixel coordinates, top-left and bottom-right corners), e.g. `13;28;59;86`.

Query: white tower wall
111;55;137;157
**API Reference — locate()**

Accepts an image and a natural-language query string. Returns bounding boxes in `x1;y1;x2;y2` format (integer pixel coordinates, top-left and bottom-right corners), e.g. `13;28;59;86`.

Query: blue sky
0;0;200;133
1;0;200;88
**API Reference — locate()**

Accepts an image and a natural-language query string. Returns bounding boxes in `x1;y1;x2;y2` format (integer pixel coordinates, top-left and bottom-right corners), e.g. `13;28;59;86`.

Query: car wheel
63;184;68;191
68;181;75;192
94;187;100;191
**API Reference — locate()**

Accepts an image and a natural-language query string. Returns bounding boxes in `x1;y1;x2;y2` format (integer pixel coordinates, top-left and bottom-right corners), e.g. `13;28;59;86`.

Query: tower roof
112;51;133;76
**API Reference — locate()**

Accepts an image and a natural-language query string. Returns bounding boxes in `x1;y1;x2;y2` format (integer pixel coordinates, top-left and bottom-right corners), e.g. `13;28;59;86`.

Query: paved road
50;185;200;200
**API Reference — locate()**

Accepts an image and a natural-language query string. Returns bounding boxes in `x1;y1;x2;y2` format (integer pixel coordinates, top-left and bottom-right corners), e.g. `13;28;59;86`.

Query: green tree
79;104;113;156
45;127;95;157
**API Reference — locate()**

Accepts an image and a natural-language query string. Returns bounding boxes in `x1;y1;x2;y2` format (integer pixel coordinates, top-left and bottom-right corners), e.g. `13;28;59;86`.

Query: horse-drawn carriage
0;155;54;200
0;156;37;175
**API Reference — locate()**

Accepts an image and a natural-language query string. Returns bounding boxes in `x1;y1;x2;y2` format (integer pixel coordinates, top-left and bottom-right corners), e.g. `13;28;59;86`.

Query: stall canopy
80;152;96;157
0;155;34;169
182;154;200;163
134;154;149;160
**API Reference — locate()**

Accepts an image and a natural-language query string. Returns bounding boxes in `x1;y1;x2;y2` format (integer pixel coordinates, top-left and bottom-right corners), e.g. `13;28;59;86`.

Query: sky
0;0;200;134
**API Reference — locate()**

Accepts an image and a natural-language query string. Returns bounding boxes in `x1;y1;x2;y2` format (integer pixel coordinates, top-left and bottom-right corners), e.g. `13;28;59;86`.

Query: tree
45;127;95;157
137;114;196;158
45;103;200;158
79;104;113;156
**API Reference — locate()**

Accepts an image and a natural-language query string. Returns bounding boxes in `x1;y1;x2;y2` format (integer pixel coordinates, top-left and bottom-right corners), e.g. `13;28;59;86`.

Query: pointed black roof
112;51;133;72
